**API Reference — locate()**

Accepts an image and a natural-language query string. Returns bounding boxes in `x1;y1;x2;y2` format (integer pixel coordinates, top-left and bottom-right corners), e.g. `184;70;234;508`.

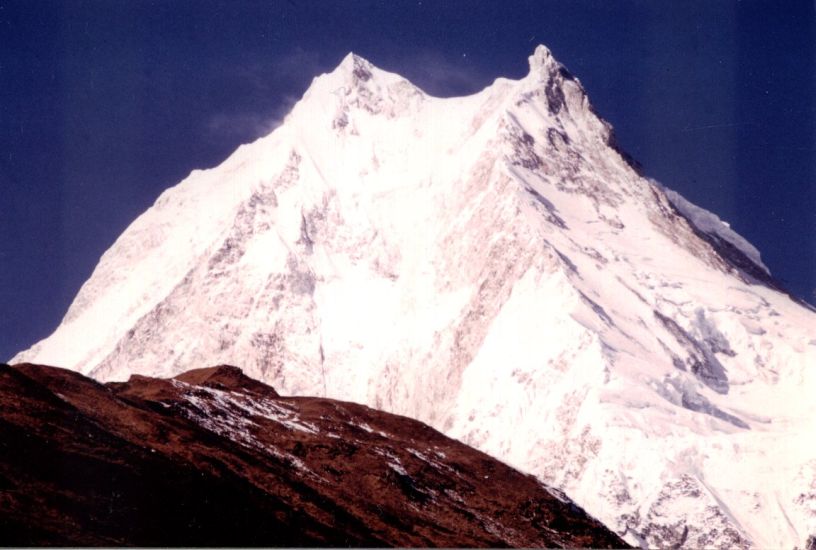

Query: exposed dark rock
654;311;730;395
579;291;614;327
351;59;373;83
547;127;570;148
553;246;580;276
679;388;749;430
557;66;576;82
545;75;566;115
524;185;568;229
604;128;644;175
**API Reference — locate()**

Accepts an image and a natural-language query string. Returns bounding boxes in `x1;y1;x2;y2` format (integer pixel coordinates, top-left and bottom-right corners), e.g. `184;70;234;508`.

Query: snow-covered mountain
14;45;816;548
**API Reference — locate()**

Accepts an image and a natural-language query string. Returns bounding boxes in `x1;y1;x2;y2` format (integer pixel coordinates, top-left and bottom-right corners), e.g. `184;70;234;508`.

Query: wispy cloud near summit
204;48;330;140
393;50;489;97
205;103;293;140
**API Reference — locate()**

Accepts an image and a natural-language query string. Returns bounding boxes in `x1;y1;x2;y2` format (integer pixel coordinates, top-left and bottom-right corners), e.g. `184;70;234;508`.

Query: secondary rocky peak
174;364;279;397
337;51;375;83
328;51;402;94
528;44;558;73
525;44;575;82
304;51;424;124
527;49;585;119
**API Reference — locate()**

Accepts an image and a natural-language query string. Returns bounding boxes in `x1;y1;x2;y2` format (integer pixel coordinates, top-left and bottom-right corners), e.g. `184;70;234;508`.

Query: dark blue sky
2;1;814;361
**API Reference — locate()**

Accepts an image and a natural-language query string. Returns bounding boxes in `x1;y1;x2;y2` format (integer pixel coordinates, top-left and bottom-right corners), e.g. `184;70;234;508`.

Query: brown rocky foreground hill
0;362;627;547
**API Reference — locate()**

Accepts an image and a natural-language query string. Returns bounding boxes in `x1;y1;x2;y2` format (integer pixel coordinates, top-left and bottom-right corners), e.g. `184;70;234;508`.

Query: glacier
13;45;816;548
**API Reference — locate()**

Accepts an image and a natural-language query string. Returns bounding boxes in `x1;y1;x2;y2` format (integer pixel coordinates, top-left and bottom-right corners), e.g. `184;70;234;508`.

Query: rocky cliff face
12;46;816;547
0;362;625;547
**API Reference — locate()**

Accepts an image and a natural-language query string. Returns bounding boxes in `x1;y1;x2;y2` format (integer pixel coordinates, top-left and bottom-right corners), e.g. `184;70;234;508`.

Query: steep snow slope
14;46;816;548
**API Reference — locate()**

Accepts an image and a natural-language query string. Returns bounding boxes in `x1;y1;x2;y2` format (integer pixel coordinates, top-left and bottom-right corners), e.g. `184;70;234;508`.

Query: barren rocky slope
0;362;625;547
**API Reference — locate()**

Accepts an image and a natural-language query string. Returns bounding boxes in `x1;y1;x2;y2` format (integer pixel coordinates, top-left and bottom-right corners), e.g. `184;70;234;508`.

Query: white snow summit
14;46;816;548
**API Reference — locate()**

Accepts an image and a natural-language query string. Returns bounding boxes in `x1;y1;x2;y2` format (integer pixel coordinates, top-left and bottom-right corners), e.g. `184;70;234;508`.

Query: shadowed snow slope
13;46;816;548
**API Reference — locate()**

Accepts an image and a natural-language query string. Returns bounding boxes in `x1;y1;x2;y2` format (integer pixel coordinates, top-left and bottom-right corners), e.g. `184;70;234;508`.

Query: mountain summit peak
337;51;375;82
526;43;575;82
528;44;557;71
